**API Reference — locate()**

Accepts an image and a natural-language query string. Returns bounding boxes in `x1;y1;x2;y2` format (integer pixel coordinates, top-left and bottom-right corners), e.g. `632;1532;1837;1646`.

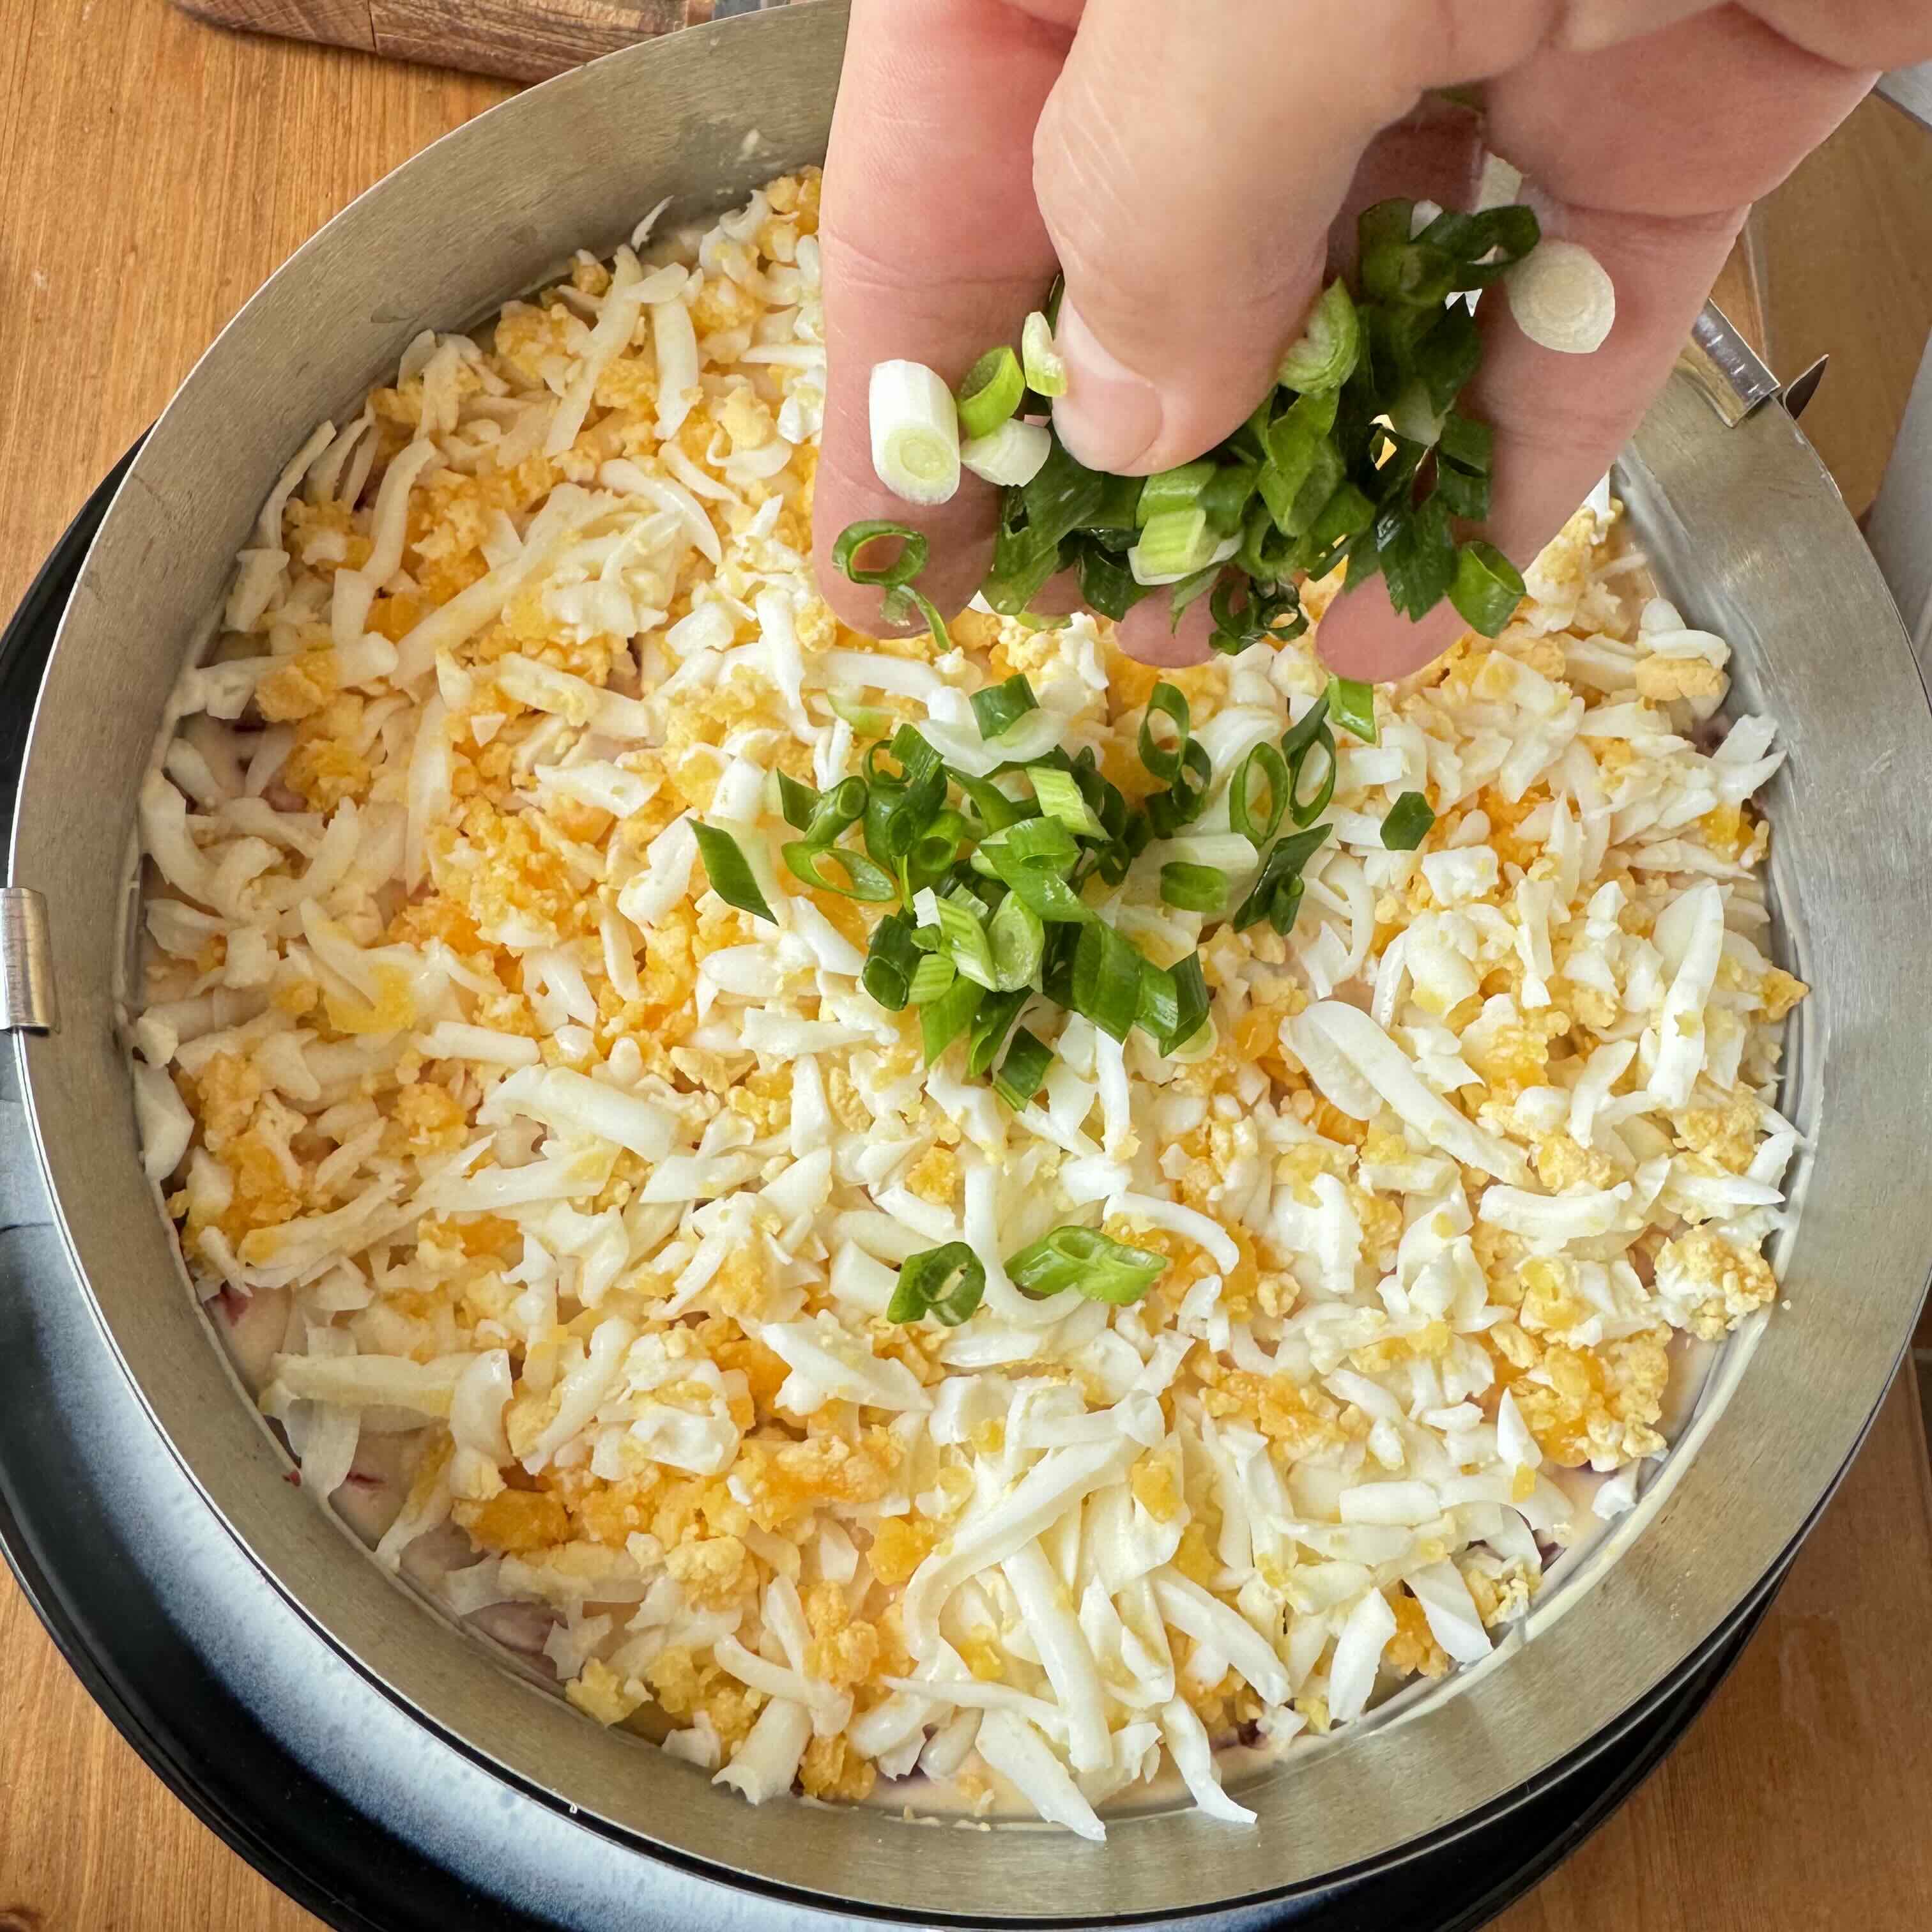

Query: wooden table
4;4;1932;1925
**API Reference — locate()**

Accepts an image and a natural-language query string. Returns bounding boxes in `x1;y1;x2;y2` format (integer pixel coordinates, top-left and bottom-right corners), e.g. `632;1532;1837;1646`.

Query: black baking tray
0;458;1813;1931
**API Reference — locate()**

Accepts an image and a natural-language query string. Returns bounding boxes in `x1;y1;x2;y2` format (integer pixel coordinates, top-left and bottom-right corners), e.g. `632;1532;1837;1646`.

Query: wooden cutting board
172;0;795;82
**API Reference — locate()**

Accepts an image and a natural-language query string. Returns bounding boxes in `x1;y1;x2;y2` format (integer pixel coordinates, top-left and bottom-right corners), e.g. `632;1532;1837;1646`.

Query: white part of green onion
1505;240;1616;355
961;418;1052;487
1022;310;1066;397
1128;526;1241;588
869;359;962;505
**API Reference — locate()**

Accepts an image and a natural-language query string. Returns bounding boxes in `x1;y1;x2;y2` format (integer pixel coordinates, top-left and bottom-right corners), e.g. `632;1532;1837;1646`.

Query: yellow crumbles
130;173;1805;1834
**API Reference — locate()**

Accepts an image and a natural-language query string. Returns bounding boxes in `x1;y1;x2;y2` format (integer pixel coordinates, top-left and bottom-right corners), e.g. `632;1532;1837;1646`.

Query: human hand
813;1;1924;674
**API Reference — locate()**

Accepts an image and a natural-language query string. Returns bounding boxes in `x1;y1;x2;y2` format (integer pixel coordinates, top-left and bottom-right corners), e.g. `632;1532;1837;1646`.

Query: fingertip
1116;594;1215;669
1312;584;1466;683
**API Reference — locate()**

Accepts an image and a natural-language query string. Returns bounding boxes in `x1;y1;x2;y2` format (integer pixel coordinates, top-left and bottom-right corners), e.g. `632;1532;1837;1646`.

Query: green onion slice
1160;862;1227;914
935;894;997;988
1137;460;1216;525
970;673;1038;741
888;1242;986;1326
861;912;922;1011
1138;683;1192;782
957;345;1025;440
907;950;957;1006
832;518;953;649
1021;310;1066;397
1165;952;1210;1054
966;986;1031;1078
782;840;898;903
1230;742;1289;847
1277;279;1361;394
1232;824;1331;932
1280;694;1330;763
1287;718;1338;829
1006;1225;1167;1305
951;768;1033;835
827;688;891;737
922;975;984;1064
1381;790;1436;850
1325;675;1379;746
1448;540;1526;638
693;822;776;923
777;771;819;832
988;891;1046;991
992;1028;1054;1110
1027;764;1102;837
1066;920;1144;1043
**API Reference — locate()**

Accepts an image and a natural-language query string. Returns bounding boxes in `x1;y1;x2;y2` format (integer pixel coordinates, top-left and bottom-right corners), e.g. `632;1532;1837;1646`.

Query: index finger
1317;6;1875;680
813;0;1071;634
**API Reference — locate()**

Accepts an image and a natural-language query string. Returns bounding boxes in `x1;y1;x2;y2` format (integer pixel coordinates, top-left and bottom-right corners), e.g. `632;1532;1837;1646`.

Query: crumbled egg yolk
135;164;1808;1830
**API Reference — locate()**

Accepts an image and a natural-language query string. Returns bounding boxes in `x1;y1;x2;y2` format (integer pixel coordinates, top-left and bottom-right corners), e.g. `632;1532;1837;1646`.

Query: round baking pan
7;4;1932;1921
0;454;1832;1932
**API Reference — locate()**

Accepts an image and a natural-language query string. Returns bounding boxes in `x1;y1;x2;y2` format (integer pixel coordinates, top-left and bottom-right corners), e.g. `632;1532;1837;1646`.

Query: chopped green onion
1230;742;1289;847
776;771;818;832
989;815;1080;870
1006;1225;1167;1305
1325;675;1379;746
861;912;923;1011
1381;790;1436;851
693;822;775;923
1165;952;1210;1054
1377;493;1458;621
988;891;1046;992
1505;238;1616;355
935;894;997;988
907;950;957;1005
985;848;1092;925
1386;376;1445;448
1075;538;1152;620
956;345;1025;440
992;1028;1054;1110
1280;694;1330;764
870;358;961;507
1232;824;1330;932
1130;507;1229;585
834;519;953;649
1268;873;1307;936
1066;920;1144;1043
888;1242;986;1326
1027;765;1102;838
1160;862;1227;913
1287;718;1337;829
921;974;984;1063
966;987;1032;1078
1277;279;1361;394
1021;310;1066;397
799;775;868;847
1437;412;1492;473
1137;460;1215;525
781;841;898;903
1138;683;1192;782
970;674;1038;741
827;688;891;737
951;767;1034;834
962;417;1052;487
1448;540;1526;637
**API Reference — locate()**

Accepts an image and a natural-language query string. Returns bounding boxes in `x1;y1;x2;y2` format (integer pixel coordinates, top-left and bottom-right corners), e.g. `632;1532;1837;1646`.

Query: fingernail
1052;300;1163;473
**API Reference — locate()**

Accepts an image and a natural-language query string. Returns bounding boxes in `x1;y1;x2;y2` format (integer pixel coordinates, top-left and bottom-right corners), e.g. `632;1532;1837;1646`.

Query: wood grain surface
172;0;788;82
4;4;1932;1927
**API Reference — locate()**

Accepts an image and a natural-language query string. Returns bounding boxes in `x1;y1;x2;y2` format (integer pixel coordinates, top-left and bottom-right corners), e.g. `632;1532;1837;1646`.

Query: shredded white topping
130;168;1805;1832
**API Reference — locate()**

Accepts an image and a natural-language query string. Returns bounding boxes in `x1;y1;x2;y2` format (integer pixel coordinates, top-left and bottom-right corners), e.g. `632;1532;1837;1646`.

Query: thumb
1034;0;1433;477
